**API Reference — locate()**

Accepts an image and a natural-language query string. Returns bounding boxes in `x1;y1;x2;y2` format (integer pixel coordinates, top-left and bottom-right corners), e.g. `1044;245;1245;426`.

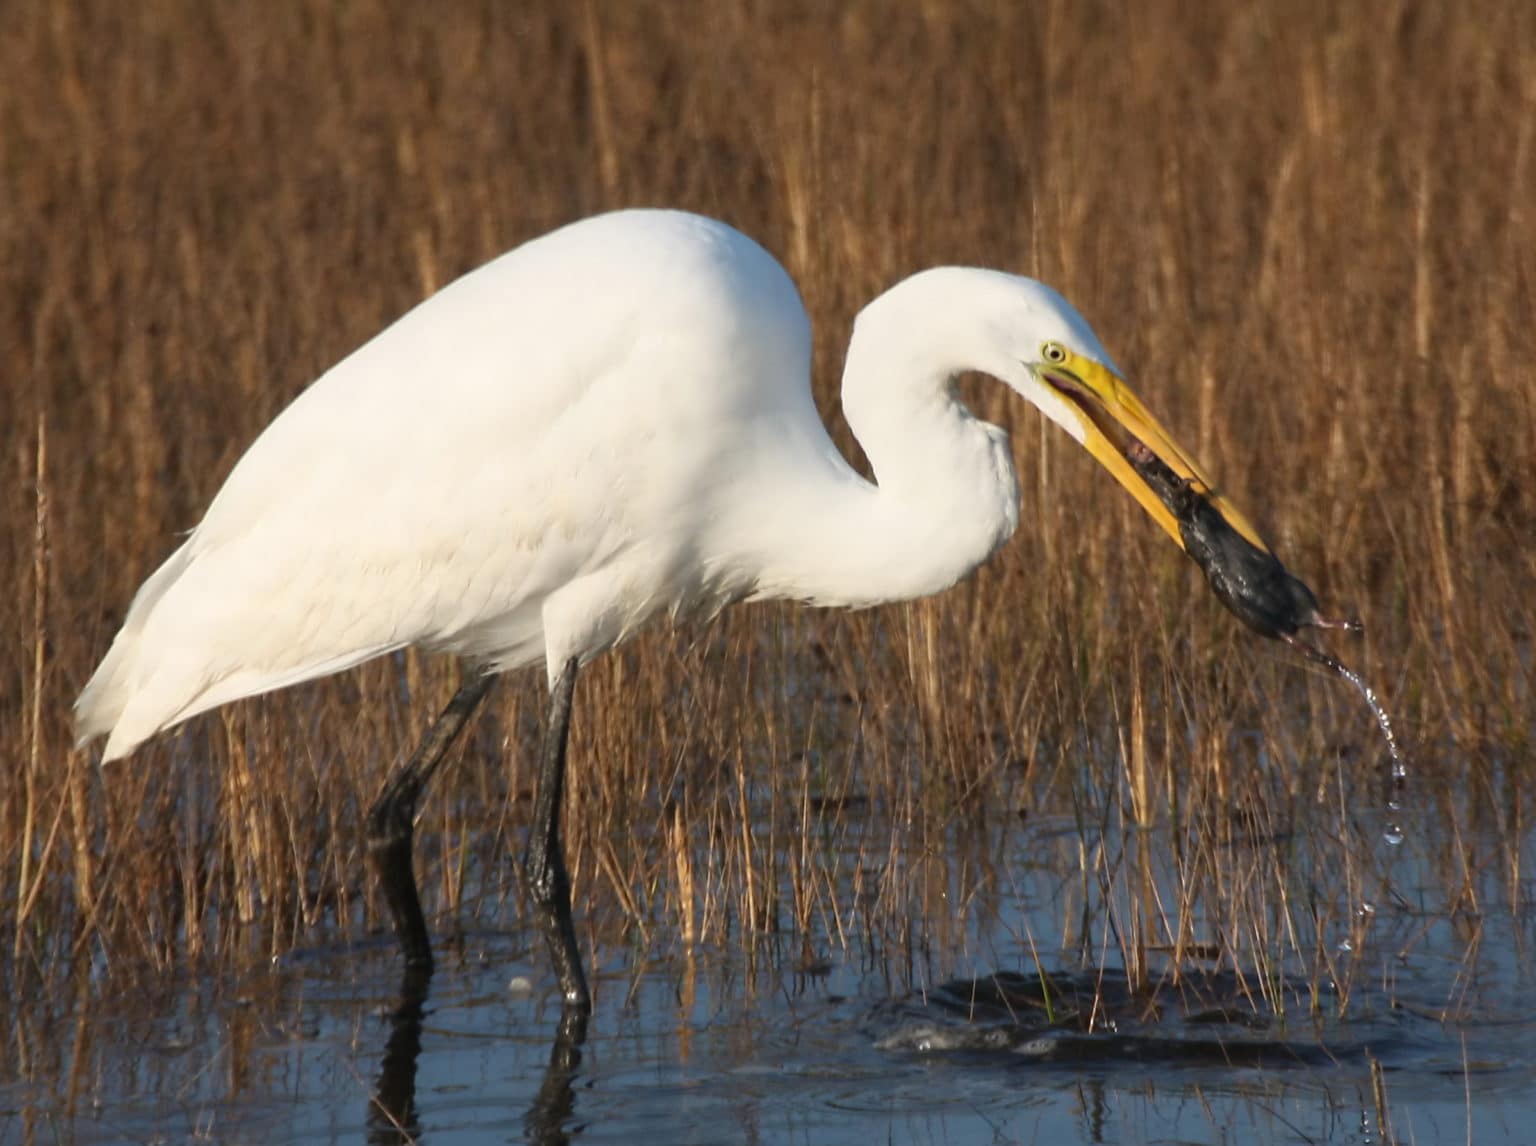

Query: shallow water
6;808;1536;1145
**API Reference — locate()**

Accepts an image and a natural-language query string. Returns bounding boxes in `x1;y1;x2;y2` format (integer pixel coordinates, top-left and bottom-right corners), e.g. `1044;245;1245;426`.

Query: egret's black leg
523;656;590;1009
524;1007;589;1145
367;674;496;969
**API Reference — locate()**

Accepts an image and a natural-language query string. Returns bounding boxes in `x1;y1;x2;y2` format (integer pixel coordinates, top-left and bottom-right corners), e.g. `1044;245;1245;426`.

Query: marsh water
7;782;1536;1146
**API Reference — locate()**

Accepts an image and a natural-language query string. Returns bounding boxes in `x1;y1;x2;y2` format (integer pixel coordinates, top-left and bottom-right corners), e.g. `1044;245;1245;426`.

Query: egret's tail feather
76;538;410;760
74;639;153;757
74;541;198;760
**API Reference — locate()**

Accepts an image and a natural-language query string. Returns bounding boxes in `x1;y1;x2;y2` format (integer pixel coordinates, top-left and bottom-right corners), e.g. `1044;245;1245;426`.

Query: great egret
75;208;1275;1010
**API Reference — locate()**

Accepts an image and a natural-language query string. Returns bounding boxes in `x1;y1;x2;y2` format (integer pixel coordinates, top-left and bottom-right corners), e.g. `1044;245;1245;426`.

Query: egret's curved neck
733;283;1022;608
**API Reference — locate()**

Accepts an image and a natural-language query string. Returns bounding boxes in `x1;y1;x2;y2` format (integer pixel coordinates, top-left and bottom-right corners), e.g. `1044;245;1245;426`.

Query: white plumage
76;208;1181;763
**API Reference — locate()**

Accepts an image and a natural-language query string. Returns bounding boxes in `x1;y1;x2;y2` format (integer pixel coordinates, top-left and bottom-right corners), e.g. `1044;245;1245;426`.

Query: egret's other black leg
367;674;495;969
523;656;590;1009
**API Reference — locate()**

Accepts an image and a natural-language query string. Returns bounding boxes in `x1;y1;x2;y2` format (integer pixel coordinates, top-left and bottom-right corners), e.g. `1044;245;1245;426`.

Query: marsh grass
2;0;1533;1077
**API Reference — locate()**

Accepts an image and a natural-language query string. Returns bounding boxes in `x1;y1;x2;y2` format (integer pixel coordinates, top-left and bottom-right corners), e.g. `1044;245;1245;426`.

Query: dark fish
1124;441;1355;640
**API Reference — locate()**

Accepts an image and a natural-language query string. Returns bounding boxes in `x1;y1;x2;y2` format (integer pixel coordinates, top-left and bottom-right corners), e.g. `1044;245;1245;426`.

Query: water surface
6;806;1535;1145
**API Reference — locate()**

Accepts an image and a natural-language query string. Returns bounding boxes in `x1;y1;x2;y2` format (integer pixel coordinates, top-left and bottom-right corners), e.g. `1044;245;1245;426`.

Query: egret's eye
1042;342;1068;365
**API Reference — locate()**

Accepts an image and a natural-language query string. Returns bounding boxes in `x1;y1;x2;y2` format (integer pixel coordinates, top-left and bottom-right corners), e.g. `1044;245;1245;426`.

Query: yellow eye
1042;342;1068;365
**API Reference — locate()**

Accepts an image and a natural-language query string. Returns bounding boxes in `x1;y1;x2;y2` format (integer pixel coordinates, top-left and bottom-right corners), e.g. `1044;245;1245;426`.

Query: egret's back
77;210;815;759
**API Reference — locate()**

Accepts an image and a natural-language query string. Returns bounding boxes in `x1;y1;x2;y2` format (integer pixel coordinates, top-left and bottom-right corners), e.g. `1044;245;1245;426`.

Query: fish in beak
1034;350;1356;640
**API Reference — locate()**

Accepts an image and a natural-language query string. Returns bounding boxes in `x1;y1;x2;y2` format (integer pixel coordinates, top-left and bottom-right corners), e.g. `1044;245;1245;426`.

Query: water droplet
1383;823;1404;847
1357;902;1375;917
1338;939;1354;953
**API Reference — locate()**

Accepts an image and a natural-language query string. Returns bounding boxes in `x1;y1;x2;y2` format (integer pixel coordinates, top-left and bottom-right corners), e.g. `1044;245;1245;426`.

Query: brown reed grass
2;0;1532;1056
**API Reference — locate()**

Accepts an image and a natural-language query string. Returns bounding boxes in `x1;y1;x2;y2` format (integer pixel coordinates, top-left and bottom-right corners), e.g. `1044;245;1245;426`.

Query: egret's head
987;275;1272;554
850;267;1273;555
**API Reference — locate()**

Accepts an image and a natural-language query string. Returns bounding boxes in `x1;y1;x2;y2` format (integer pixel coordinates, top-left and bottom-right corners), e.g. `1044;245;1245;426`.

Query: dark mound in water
874;968;1378;1070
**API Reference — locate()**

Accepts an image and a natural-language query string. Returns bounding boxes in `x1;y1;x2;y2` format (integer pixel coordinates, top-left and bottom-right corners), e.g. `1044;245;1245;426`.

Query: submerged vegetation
2;0;1533;1107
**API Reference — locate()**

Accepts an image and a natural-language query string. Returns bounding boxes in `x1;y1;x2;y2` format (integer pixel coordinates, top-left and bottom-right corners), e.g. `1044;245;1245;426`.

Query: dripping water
1283;634;1408;845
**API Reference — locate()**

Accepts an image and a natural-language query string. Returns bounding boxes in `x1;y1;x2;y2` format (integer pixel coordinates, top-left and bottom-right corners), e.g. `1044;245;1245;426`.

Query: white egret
75;208;1275;1009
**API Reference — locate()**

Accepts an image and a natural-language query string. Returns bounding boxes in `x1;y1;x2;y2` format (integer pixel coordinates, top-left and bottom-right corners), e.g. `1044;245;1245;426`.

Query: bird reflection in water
367;964;589;1145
